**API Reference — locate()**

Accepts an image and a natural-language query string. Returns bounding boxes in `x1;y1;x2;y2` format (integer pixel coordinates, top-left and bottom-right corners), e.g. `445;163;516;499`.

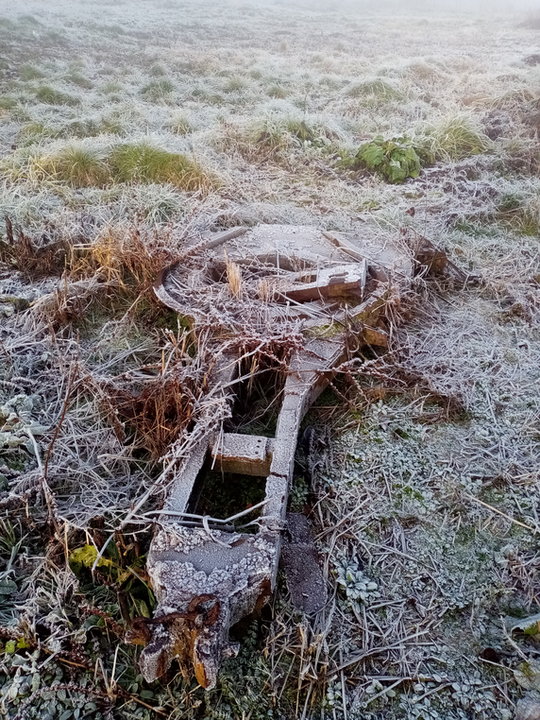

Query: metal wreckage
137;223;462;689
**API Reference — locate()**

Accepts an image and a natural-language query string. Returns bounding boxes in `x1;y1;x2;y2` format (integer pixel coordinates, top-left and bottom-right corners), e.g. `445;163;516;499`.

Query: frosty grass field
0;1;539;718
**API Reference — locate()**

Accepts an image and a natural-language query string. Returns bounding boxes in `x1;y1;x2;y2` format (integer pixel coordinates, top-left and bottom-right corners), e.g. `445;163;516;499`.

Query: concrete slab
211;433;272;476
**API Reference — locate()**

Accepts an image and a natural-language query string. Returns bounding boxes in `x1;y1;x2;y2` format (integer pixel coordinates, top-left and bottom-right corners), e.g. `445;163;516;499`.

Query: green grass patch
9;142;213;190
40;146;111;187
0;96;17;111
19;64;46;81
18;121;58;145
286;119;319;143
35;85;80;106
251;117;332;152
190;86;225;105
222;76;247;93
109;143;213;190
266;84;289;99
127;184;186;223
250;117;292;153
168;113;193;135
63;115;124;138
419;116;491;162
497;192;540;235
139;78;174;102
64;70;93;89
18;14;41;26
346;78;402;102
101;80;123;95
149;63;167;77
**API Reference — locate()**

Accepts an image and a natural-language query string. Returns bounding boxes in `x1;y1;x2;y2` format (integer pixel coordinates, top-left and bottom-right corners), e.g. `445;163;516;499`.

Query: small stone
516;693;540;720
0;303;15;318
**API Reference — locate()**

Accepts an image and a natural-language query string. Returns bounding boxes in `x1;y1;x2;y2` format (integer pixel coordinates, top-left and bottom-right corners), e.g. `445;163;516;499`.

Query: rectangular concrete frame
141;223;415;689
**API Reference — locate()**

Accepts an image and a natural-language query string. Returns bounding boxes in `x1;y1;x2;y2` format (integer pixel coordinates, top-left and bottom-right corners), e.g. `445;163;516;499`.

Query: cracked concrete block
271;262;367;303
211;433;272;476
141;524;278;688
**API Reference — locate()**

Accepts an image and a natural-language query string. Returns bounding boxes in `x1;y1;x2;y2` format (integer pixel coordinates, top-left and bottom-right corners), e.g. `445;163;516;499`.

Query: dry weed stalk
1;216;74;278
225;256;242;299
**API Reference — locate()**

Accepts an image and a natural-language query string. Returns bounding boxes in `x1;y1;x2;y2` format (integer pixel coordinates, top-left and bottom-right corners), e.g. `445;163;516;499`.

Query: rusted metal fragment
141;524;277;688
211;433;272;476
282;513;327;614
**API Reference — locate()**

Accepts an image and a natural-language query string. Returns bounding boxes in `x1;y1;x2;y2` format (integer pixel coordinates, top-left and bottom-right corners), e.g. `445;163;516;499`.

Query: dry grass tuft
0;217;73;277
168;113;193;135
39;146;110;187
81;225;179;294
419;115;492;162
89;344;199;459
225;256;242;298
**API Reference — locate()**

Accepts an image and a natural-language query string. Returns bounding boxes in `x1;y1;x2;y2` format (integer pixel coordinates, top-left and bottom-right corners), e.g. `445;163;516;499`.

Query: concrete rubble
140;224;420;688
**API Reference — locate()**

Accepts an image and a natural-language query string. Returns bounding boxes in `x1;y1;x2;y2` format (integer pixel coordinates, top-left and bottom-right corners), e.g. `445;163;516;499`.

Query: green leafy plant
352;136;422;183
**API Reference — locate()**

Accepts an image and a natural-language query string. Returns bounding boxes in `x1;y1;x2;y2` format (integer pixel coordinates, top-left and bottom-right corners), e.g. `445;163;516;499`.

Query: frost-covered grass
0;1;539;719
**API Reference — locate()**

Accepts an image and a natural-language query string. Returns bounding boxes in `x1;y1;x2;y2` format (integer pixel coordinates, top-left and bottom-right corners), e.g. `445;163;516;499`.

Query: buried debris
139;223;446;689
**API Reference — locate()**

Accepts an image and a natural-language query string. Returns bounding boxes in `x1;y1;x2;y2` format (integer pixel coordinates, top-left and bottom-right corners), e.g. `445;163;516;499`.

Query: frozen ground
0;1;539;718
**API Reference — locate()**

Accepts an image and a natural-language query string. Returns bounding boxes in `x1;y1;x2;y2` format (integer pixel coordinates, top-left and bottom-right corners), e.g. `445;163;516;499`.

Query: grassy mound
420;115;491;162
139;78;175;102
109;143;211;190
168;113;193;135
4;142;215;191
35;85;80;106
346;78;403;102
40;146;110;187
